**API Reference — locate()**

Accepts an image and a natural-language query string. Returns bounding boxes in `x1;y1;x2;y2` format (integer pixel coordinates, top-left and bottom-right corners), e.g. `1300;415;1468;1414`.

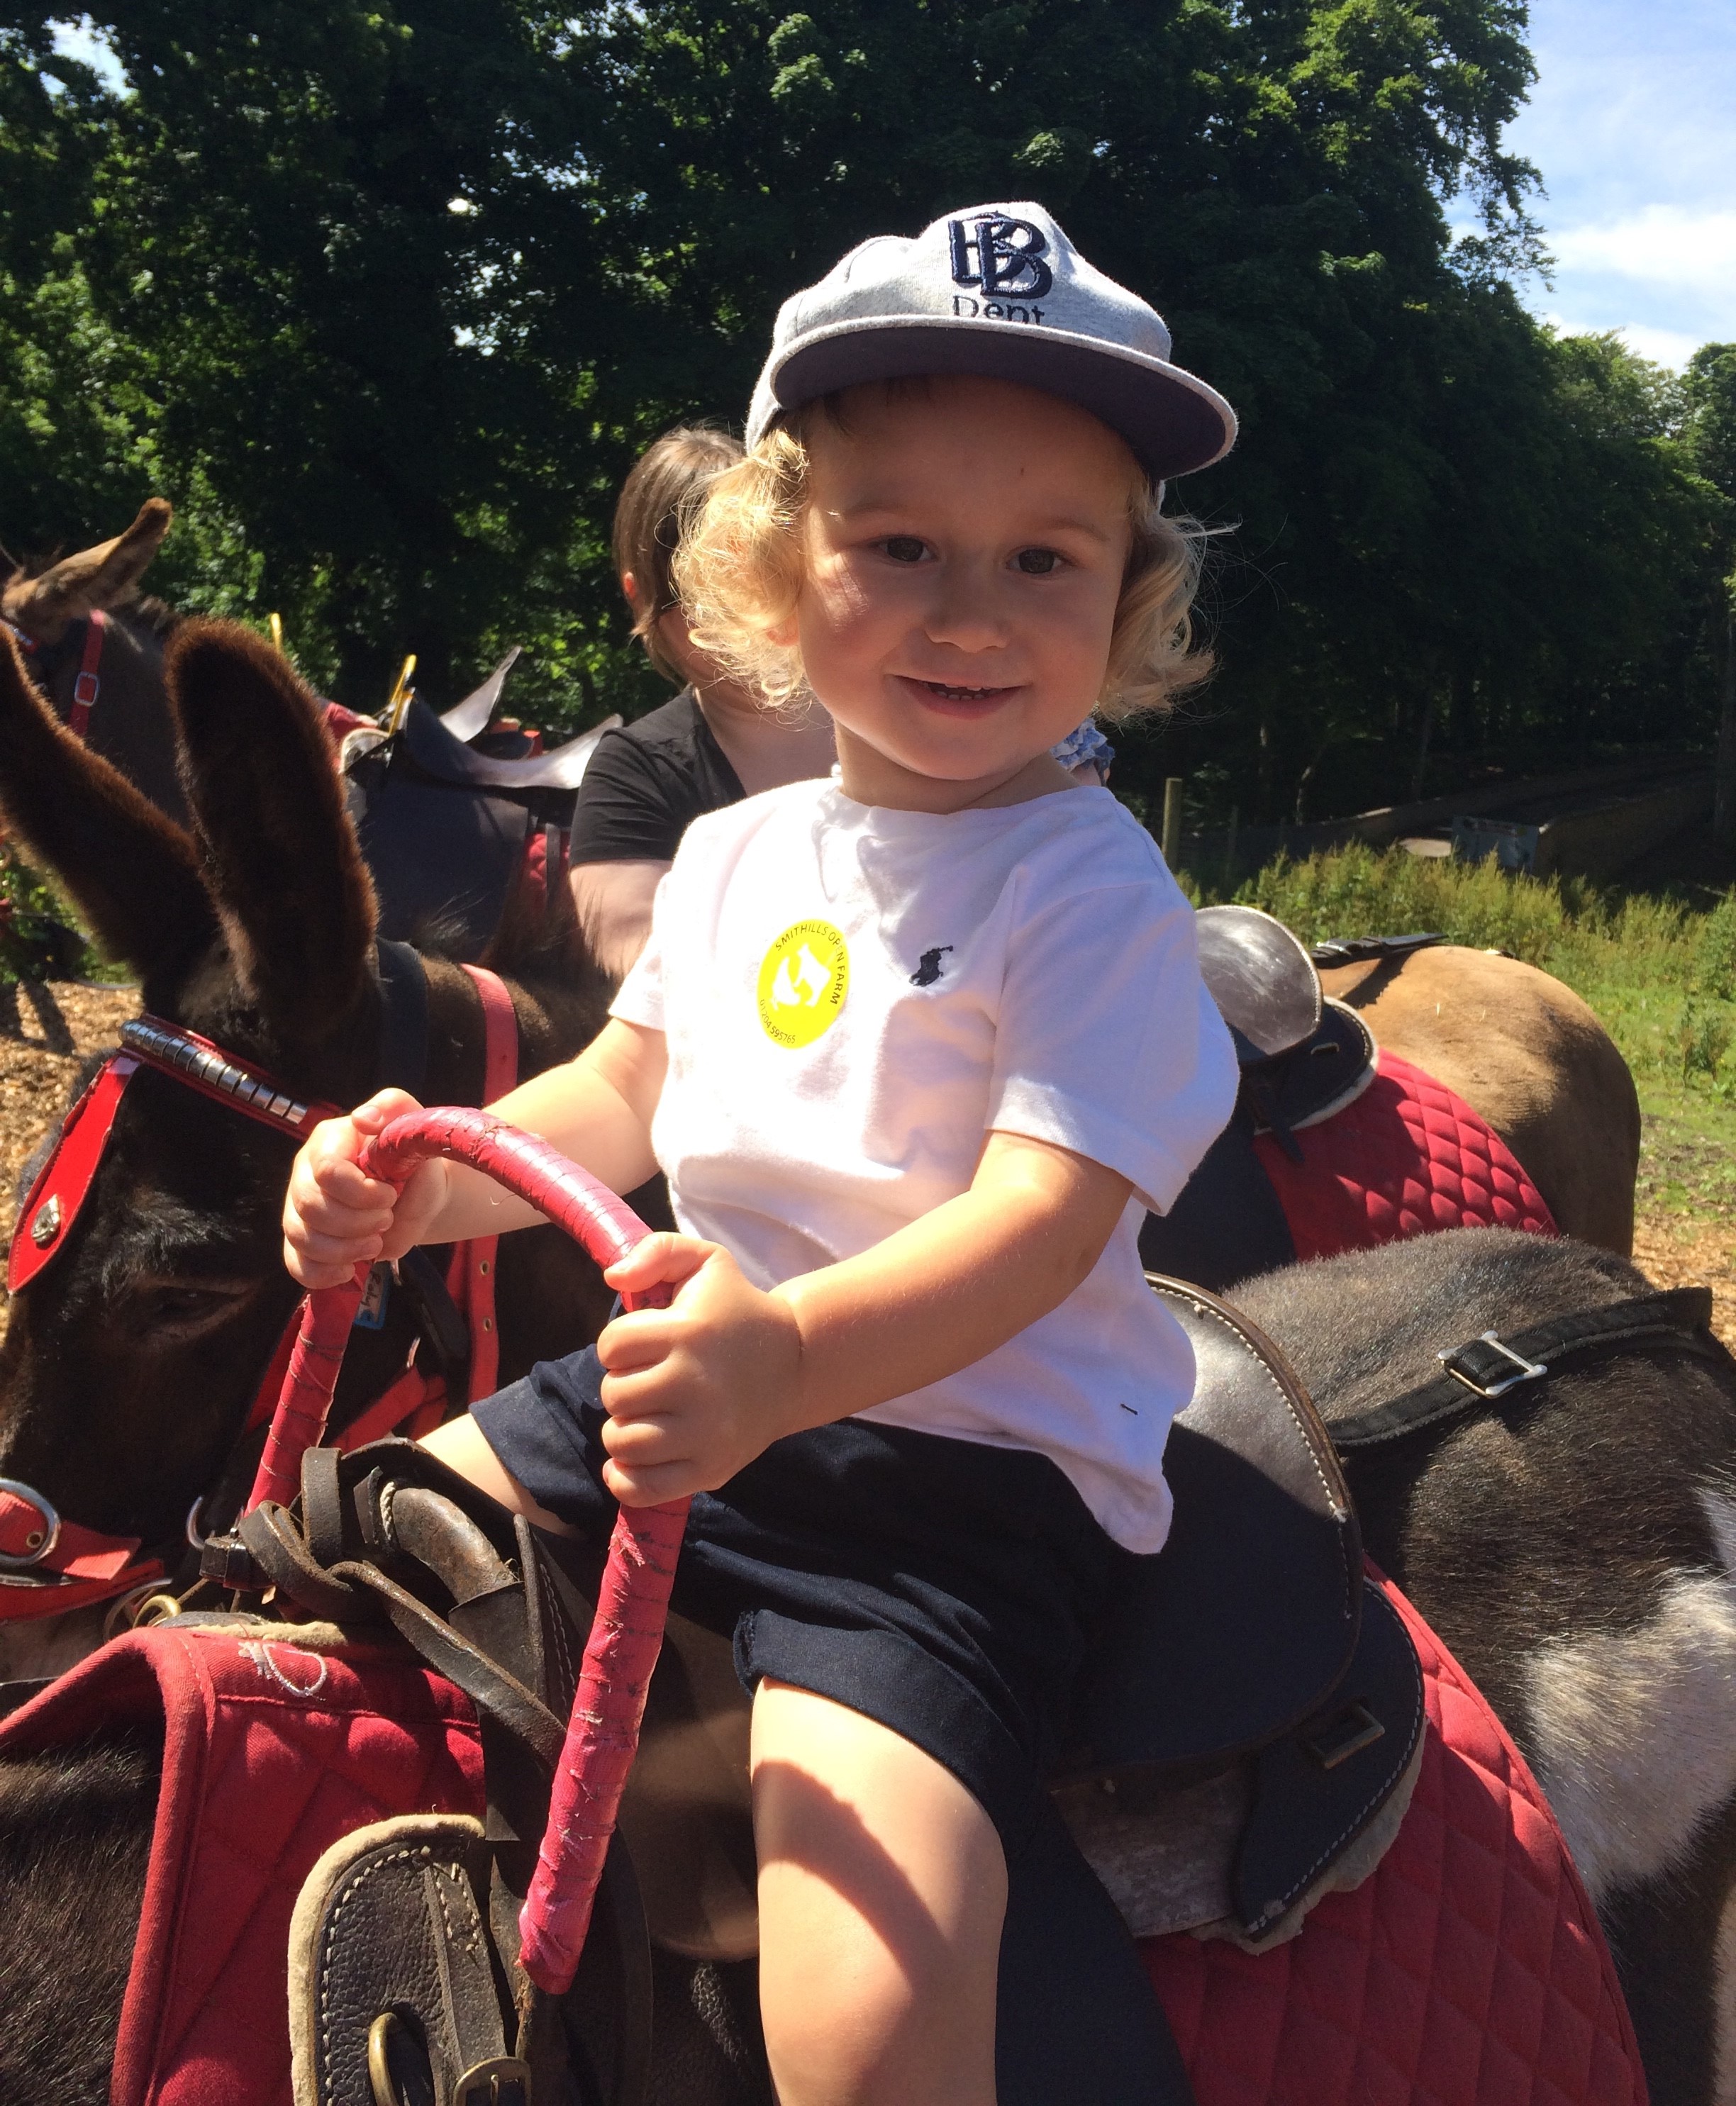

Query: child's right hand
282;1088;448;1289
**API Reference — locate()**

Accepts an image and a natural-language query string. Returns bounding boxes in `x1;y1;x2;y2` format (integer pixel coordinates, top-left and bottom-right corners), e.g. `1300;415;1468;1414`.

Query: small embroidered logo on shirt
757;920;850;1047
910;946;953;988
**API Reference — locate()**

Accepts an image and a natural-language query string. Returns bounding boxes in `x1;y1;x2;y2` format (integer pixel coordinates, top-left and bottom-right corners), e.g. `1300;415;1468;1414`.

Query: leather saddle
203;1449;652;2106
1140;906;1379;1293
397;693;619;794
602;1278;1423;1963
344;697;617;953
226;1278;1421;2098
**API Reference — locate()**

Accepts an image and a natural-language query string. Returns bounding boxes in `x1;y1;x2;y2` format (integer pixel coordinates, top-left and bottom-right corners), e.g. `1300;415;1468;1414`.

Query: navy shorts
476;1348;1191;2102
473;1345;1125;1856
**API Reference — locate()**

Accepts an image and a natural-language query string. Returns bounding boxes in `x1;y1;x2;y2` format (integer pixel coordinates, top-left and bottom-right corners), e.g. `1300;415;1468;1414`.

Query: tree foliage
0;0;1725;822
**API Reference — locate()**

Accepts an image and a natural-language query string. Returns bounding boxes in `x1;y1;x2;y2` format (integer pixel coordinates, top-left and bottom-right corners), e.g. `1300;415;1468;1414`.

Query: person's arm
434;1129;1130;1510
282;1018;667;1289
569;858;670;979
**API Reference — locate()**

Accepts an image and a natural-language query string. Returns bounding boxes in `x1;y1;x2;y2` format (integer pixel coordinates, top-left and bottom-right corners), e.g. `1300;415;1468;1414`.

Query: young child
284;202;1240;2106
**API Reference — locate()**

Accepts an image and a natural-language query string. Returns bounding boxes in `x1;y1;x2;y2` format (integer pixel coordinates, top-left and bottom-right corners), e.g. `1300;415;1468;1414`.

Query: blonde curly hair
672;388;1213;723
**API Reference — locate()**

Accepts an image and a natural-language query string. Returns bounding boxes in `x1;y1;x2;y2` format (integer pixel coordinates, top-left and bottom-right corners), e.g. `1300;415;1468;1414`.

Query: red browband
1;974;517;1623
7;1018;340;1300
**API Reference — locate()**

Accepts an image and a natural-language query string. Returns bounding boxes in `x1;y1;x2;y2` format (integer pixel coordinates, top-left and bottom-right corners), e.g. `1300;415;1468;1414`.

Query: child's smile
793;374;1139;813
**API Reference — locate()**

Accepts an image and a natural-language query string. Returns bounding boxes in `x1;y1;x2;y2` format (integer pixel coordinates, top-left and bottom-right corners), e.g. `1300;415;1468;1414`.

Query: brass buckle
451;2057;531;2105
1438;1332;1549;1400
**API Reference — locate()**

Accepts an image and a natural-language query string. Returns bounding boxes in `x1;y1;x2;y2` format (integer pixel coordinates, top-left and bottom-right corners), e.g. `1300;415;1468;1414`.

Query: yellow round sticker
757;919;850;1048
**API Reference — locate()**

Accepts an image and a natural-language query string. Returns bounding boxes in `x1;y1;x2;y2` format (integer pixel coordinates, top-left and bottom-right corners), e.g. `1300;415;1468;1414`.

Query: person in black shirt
571;425;835;973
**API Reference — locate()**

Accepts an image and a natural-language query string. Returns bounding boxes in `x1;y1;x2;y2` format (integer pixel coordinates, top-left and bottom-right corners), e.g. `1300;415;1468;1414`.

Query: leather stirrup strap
1330;1287;1725;1453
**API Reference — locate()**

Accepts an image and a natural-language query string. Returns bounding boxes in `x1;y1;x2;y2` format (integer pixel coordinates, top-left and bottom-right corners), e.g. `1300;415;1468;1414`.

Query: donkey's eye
1013;547;1063;576
881;536;927;564
130;1277;254;1339
151;1288;223;1320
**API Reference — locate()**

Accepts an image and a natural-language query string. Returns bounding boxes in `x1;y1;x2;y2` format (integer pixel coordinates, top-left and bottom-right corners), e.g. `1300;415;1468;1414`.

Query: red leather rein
250;1106;683;1995
1;972;517;1622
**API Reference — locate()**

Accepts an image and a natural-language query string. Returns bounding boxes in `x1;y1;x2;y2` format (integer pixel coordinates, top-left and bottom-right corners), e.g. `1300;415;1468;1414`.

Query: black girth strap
1330;1287;1727;1453
374;937;430;1099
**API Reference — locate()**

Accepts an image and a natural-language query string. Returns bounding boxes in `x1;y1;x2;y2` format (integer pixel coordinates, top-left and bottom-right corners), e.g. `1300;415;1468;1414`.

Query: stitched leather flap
1062;1279;1362;1778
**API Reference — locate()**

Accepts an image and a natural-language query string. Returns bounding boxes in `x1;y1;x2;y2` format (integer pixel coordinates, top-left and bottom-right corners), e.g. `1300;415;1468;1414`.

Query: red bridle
1;608;108;737
1;970;517;1622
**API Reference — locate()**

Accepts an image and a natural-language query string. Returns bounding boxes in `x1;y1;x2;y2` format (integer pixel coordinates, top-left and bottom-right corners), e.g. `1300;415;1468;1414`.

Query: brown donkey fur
0;619;626;1684
1;501;189;824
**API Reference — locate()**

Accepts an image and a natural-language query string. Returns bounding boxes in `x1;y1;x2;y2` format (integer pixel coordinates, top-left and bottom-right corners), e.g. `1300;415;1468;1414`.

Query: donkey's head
0;619;612;1673
1;501;187;823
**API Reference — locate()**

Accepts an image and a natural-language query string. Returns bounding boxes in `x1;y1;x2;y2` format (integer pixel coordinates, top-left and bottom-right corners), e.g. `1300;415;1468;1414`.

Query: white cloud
1550;208;1736;300
1610;324;1707;371
1538;316;1706;372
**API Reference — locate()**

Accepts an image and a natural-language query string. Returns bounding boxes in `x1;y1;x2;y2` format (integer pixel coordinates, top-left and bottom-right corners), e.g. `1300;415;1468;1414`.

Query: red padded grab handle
250;1107;689;1995
249;1106;668;1511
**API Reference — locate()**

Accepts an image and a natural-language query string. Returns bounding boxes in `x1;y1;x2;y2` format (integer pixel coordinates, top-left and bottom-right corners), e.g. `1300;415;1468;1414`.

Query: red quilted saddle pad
1142;1575;1647;2106
0;1624;486;2106
1254;1051;1557;1260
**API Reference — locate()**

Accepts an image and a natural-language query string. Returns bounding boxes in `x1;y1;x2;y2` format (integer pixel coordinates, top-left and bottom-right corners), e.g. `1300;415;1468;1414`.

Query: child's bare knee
750;1681;1003;2105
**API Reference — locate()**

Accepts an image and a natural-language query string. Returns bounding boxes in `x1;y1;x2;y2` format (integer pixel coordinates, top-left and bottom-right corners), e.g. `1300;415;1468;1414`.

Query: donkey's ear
0;627;216;978
166;619;377;1030
0;499;173;645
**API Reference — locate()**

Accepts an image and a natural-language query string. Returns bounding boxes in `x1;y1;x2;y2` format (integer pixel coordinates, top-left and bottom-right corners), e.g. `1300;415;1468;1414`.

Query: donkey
0;1226;1733;2104
0;617;630;1682
1236;1227;1736;2106
1;500;187;825
1320;942;1643;1254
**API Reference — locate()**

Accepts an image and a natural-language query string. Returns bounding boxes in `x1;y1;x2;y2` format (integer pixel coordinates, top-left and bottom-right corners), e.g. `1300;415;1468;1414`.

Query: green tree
1684;345;1736;840
0;0;1723;820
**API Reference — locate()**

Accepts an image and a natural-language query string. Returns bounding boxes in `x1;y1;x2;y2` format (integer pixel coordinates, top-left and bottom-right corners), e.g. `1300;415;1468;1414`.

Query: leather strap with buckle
67;607;107;737
1438;1332;1551;1399
1329;1287;1727;1453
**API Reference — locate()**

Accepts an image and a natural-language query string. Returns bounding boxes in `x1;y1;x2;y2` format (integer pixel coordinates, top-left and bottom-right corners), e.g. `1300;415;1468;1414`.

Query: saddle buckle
451;2058;531;2106
1438;1332;1549;1400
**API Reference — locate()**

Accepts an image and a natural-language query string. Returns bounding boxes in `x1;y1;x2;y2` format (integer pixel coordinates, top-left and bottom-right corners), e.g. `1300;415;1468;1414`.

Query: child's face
794;376;1136;810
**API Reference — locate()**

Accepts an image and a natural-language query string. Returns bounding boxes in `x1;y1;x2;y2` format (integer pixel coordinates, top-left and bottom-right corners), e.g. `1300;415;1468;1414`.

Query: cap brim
768;317;1236;481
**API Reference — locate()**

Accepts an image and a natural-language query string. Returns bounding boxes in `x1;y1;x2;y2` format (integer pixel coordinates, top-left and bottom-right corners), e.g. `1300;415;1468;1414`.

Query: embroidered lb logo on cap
746;199;1237;486
757;920;849;1048
948;215;1054;301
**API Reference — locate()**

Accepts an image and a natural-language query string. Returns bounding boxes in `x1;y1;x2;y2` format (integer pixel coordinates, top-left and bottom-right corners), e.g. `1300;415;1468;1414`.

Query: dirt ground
2;979;1732;1350
1630;1219;1736;1351
0;981;140;1278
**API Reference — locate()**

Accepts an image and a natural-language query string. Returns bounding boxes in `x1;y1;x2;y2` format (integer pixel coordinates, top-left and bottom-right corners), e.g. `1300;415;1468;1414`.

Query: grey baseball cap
746;202;1237;484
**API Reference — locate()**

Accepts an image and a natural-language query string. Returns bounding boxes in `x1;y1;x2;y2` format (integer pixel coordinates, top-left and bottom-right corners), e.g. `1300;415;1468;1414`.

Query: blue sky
49;3;1736;369
1501;0;1736;367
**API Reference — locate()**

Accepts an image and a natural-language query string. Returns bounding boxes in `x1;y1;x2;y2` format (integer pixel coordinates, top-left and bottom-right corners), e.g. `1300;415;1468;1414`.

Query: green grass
1634;1090;1736;1226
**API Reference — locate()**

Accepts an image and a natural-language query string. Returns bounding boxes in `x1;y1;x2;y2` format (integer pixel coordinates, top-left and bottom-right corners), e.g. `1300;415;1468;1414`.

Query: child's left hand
596;1234;803;1505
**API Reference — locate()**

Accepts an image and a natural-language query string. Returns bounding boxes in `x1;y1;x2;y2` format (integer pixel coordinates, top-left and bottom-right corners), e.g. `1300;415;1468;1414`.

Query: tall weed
1696;894;1736;1001
1237;843;1579;966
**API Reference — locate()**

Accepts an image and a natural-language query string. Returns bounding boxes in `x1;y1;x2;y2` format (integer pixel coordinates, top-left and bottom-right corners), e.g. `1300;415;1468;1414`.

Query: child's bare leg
752;1678;1004;2106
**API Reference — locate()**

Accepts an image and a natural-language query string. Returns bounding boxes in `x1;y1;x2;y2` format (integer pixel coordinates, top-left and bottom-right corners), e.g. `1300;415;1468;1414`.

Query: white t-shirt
611;779;1238;1552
